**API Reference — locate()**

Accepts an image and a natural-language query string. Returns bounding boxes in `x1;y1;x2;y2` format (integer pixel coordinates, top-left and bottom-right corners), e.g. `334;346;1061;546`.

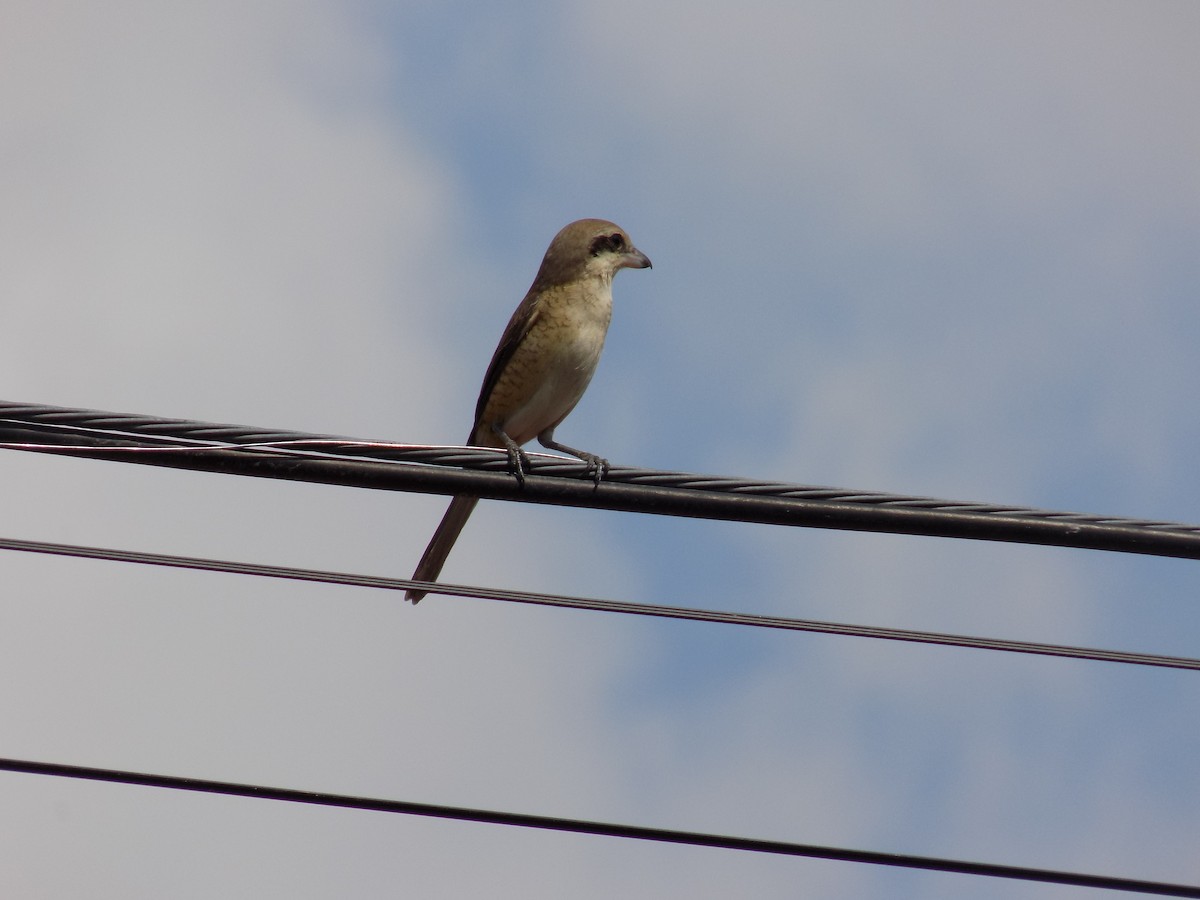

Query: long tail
406;495;480;603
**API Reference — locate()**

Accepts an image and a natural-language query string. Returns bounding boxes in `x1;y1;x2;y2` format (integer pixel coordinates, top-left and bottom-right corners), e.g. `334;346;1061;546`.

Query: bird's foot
537;432;607;486
505;444;532;487
578;453;609;486
492;423;532;487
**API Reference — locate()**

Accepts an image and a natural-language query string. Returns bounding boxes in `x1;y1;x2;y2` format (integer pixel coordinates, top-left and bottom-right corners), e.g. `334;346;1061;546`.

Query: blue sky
1;2;1198;897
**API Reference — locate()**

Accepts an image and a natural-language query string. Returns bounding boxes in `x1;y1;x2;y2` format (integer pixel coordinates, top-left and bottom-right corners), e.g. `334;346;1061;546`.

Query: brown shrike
405;218;651;603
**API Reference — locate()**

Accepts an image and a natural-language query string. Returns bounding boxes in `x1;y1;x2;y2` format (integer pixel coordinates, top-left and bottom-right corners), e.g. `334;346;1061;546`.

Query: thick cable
2;535;1196;670
3;400;1200;561
1;757;1195;896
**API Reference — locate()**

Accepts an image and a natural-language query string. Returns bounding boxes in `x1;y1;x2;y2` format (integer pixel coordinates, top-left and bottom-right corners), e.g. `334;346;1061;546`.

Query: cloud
0;1;465;433
3;3;1199;898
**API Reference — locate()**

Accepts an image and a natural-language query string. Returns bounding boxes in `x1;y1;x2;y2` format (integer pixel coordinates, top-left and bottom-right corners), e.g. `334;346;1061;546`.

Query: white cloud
0;1;465;433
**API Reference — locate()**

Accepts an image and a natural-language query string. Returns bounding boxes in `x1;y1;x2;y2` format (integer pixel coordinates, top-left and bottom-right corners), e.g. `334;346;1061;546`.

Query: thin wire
1;757;1195;896
5;399;1200;562
2;535;1196;670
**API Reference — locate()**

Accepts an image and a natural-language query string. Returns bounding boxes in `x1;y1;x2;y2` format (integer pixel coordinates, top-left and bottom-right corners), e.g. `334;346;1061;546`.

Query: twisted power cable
4;400;1200;560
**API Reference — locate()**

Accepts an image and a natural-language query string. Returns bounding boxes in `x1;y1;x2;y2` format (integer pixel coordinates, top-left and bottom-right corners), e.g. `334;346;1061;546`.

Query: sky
1;2;1199;897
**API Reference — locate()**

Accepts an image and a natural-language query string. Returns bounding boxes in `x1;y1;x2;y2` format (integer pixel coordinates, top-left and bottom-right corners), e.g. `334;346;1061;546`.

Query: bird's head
533;218;651;288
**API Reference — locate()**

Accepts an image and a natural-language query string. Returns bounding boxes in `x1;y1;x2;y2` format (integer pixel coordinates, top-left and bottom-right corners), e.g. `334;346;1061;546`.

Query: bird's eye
589;232;628;256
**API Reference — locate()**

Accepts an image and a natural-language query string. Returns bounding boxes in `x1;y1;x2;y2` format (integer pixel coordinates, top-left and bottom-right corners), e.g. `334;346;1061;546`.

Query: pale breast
490;280;613;445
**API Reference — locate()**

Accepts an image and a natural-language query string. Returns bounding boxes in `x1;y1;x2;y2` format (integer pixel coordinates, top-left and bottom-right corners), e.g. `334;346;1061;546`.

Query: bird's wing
470;289;542;440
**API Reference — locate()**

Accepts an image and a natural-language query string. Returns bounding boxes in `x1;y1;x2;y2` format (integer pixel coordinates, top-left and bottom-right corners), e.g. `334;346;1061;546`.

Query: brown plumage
405;219;651;603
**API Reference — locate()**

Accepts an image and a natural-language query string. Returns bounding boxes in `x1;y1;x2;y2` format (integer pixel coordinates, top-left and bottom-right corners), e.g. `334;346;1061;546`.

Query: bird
405;218;651;603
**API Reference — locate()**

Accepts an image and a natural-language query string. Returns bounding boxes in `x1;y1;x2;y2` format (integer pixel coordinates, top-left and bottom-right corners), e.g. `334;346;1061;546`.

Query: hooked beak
622;247;652;270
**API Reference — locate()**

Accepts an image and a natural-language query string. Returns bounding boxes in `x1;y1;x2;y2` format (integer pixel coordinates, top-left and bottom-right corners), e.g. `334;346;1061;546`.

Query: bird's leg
538;427;609;485
491;423;532;486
